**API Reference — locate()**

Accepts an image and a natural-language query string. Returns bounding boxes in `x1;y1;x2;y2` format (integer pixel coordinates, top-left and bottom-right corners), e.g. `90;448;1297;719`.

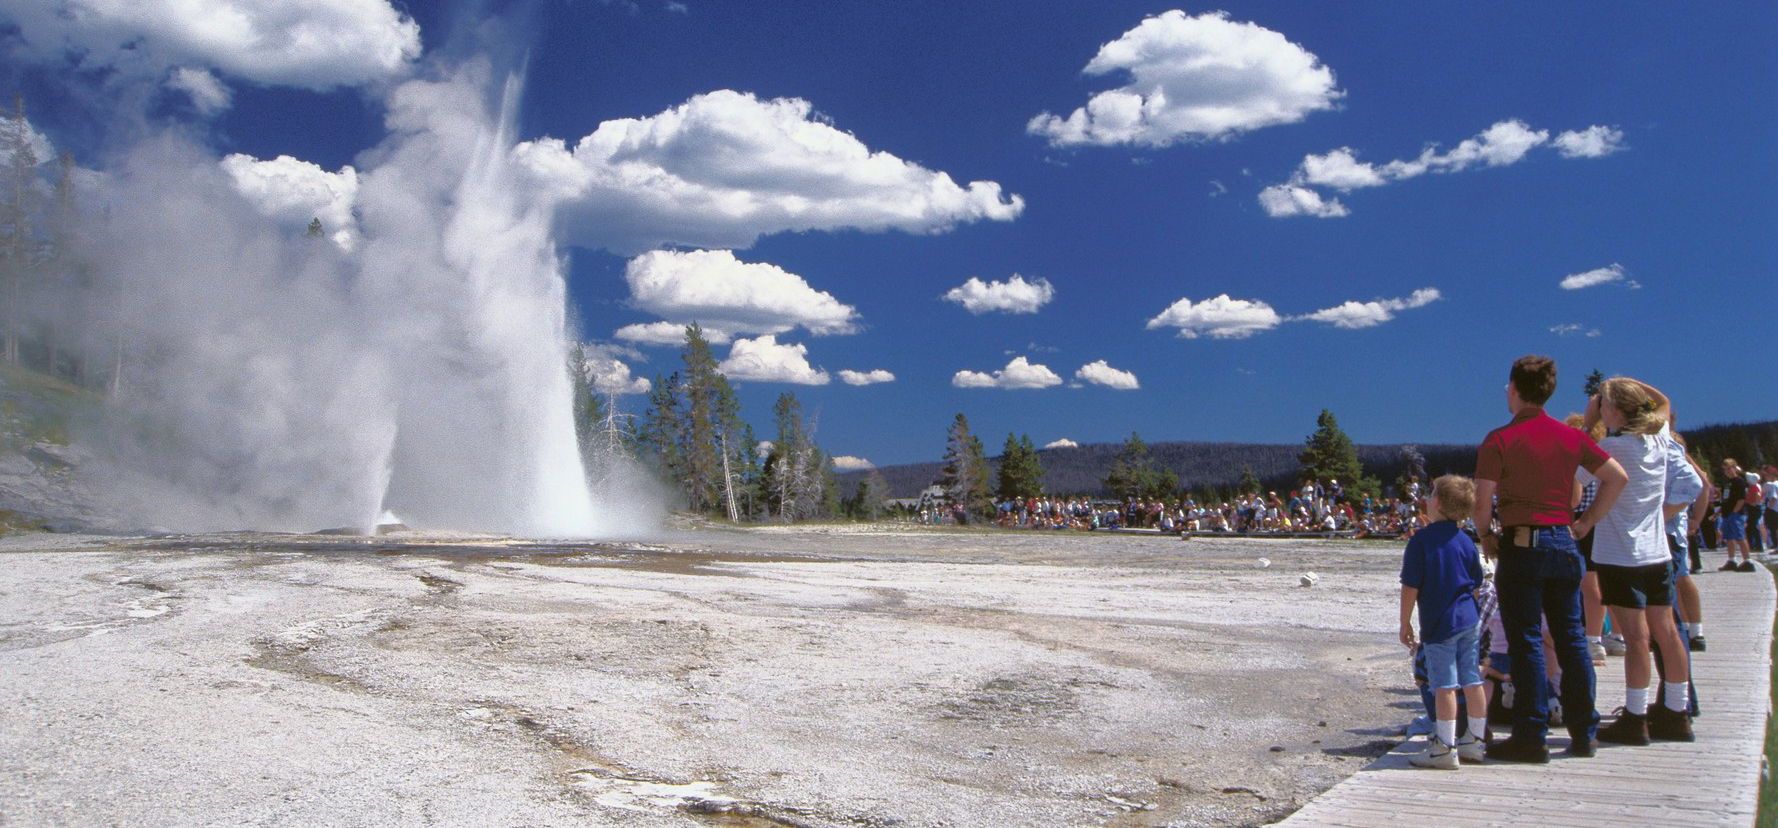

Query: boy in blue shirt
1400;475;1488;768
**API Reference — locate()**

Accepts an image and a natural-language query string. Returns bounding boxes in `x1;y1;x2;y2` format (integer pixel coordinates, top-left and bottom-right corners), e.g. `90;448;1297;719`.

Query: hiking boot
1589;639;1607;664
1566;735;1598;757
1690;634;1707;652
1455;733;1486;763
1603;634;1628;656
1410;737;1459;770
1598;709;1650;746
1648;705;1696;742
1720;560;1740;571
1485;736;1549;764
1739;560;1758;572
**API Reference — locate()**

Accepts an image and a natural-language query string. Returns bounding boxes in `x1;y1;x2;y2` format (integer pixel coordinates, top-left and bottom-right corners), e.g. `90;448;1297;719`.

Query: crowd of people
981;487;1429;536
1397;355;1753;770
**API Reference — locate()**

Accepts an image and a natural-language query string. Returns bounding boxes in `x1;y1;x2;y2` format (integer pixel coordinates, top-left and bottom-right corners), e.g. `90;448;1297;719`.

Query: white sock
1664;681;1690;712
1467;716;1488;740
1691;622;1704;637
1436;718;1457;747
1626;686;1649;716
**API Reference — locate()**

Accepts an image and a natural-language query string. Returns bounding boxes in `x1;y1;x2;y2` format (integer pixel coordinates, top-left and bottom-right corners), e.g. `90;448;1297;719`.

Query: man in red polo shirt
1473;355;1628;763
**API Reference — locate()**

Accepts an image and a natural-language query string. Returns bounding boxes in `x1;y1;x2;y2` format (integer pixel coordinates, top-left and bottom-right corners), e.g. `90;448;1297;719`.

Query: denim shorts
1422;623;1483;690
1596;562;1675;608
1722;513;1747;541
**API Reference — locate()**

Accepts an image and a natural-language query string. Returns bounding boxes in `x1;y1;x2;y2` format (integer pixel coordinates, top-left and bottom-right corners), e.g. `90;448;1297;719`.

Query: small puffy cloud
831;456;874;471
1044;438;1080;449
614;321;733;346
1257;184;1348;218
580;344;652;395
1028;10;1341;147
219;153;359;248
167;67;232;114
1298;287;1441;329
1296;147;1387;191
719;335;829;385
1550;323;1602;338
513;90;1024;255
1074;360;1140;390
952;356;1063;390
624;249;858;337
1559;263;1639;290
838;369;895;386
941;274;1055;315
1554;125;1626;159
1146;295;1282;339
0;0;421;90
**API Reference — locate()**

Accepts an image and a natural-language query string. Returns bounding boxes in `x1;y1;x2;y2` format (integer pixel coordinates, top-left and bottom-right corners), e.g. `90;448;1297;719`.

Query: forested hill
843;418;1778;501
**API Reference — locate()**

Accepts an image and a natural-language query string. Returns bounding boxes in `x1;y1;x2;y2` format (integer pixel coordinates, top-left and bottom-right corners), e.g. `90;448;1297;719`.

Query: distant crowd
914;478;1431;537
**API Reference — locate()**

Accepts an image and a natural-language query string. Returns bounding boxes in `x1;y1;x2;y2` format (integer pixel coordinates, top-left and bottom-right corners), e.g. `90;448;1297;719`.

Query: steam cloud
66;62;633;536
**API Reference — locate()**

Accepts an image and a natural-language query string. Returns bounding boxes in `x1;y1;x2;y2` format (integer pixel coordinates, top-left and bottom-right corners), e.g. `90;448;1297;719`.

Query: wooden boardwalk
1282;565;1775;827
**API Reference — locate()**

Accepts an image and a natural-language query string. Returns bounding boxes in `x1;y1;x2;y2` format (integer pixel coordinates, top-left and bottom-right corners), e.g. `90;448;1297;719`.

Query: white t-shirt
1578;424;1673;568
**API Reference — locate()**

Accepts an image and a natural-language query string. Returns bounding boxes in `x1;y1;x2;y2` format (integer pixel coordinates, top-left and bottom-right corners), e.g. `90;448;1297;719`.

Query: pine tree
1583;369;1606;398
1299;409;1377;501
306;217;325;238
675;323;744;516
996;433;1045;500
940;413;992;520
1104;431;1172;500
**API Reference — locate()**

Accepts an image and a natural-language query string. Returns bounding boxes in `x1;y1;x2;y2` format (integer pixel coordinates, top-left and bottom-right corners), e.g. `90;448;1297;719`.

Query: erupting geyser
81;62;608;537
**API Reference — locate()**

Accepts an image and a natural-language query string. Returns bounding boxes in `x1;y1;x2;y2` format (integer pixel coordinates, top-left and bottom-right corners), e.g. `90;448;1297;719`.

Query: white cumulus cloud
614;321;733;346
719;335;829;385
513;90;1024;255
168;67;232;114
831;455;875;471
1296;147;1388;191
0;0;421;90
1559;263;1638;290
1043;438;1080;449
579;344;652;395
1257;184;1348;218
623;249;858;337
838;369;895;386
1074;360;1140;390
952;356;1063;390
1298;287;1442;329
1028;10;1341;147
1554;125;1627;159
941;274;1055;315
1146;295;1282;339
219;153;359;249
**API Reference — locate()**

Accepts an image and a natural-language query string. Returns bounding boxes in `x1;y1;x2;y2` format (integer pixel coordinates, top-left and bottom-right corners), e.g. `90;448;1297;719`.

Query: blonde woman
1581;377;1702;744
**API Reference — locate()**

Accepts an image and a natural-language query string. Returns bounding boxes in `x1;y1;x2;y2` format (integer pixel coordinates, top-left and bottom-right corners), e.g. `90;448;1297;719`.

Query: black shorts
1595;562;1675;609
1577;527;1595;566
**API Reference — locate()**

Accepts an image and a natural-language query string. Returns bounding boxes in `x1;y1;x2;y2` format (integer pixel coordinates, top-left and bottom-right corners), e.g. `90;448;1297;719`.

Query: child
1400;474;1488;768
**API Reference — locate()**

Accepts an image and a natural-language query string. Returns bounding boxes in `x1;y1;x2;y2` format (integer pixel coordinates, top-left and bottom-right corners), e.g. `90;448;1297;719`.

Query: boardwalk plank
1280;567;1773;827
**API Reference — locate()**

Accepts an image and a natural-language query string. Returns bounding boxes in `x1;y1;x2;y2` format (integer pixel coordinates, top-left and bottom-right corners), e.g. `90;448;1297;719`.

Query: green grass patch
0;361;102;450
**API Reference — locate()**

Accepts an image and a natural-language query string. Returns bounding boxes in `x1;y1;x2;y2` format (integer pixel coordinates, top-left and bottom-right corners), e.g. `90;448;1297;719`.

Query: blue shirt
1400;520;1483;644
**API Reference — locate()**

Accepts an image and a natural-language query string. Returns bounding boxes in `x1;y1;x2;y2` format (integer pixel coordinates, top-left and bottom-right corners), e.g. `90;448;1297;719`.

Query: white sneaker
1456;733;1486;763
1410;737;1459;770
1589;639;1607;663
1603;634;1628;656
1548;696;1564;727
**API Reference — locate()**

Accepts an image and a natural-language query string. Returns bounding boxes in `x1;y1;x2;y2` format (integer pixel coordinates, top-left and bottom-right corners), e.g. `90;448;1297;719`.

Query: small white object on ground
1255;557;1271;569
1300;572;1319;587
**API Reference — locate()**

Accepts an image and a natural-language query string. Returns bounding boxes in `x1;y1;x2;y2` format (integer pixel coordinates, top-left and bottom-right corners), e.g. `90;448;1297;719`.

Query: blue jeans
1494;526;1598;744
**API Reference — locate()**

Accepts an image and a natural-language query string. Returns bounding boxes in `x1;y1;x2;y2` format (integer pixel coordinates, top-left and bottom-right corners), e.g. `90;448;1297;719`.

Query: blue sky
7;1;1775;469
